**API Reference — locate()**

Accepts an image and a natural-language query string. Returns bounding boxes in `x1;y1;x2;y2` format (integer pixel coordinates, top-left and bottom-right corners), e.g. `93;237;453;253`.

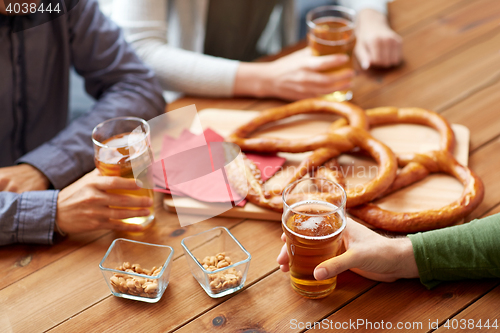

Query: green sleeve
408;213;500;289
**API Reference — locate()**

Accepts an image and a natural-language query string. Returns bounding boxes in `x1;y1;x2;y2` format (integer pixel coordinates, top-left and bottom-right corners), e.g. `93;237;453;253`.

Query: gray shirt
0;0;166;245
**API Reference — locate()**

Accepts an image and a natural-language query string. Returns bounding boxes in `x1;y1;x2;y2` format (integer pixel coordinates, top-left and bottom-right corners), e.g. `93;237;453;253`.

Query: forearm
133;39;239;97
0;191;58;246
408;214;500;289
19;0;165;189
233;62;267;98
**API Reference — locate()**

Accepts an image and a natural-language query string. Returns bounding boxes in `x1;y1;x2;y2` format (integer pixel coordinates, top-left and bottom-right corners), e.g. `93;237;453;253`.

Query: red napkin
153;128;285;207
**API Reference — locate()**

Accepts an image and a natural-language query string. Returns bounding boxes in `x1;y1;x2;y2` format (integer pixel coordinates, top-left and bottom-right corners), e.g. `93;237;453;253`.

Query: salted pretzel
226;99;398;211
324;107;484;232
228;98;369;153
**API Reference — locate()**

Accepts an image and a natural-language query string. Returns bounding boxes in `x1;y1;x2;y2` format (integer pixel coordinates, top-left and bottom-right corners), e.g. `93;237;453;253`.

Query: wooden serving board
163;108;470;223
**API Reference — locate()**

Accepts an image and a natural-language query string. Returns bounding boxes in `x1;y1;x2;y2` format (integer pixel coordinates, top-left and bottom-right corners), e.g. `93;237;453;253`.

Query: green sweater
408;213;500;289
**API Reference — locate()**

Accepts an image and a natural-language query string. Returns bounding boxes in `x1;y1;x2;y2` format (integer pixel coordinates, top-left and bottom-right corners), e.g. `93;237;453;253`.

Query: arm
408;214;500;289
110;0;239;97
0;169;154;246
18;0;165;189
339;0;402;69
110;0;355;100
0;191;58;246
277;214;500;289
278;218;418;282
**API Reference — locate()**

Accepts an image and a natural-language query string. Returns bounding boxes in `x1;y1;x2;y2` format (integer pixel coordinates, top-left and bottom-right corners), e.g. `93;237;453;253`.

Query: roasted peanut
201;252;243;293
109;261;164;298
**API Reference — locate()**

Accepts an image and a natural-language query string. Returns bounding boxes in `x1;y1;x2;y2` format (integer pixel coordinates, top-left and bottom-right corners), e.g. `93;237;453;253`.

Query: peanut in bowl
99;238;174;303
181;227;251;298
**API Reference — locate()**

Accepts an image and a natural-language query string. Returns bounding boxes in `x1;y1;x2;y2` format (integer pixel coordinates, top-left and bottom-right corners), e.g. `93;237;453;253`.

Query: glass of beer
92;117;155;227
282;177;346;299
307;5;356;102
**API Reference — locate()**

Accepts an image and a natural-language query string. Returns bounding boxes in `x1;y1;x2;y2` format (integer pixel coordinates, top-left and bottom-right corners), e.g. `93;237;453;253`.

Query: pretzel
348;150;484;232
228;98;369;153
329;107;484;232
227;101;484;232
226;99;398;210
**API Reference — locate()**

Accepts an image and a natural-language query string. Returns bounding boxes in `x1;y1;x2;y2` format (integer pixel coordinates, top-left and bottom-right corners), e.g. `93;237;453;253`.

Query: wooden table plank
356;30;500;110
466;137;500;220
389;0;469;34
5;1;500;331
175;271;375;333
441;79;500;152
355;0;500;99
307;279;499;333
47;220;284;333
435;285;500;332
0;215;241;333
0;230;108;291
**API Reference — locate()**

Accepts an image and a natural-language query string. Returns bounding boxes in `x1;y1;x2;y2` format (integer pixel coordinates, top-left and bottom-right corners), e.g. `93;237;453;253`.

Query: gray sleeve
18;0;166;189
0;191;59;246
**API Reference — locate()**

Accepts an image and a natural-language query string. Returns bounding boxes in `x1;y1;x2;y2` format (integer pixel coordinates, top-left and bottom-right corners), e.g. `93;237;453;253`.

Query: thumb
355;43;371;70
305;53;349;72
314;251;358;280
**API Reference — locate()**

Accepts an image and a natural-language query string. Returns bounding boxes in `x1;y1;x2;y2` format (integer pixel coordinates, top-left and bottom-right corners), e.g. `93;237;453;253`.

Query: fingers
363;35;403;68
93;176;141;191
104;207;152;220
277;243;290;272
106;193;153;208
305;53;349;72
355;43;371;70
314;251;358;280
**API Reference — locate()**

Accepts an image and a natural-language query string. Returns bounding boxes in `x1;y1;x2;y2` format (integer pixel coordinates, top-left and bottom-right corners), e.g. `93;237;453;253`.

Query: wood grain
356;30;500;110
0;214;241;333
441;79;500;152
175;271;375;333
466;136;500;220
355;0;500;99
308;279;499;333
434;285;500;332
389;0;469;34
0;230;108;291
46;220;284;333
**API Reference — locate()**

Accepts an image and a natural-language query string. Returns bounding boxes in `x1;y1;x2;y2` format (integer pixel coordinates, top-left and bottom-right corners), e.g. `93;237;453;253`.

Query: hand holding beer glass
282;178;346;299
307;6;356;102
92;117;155;228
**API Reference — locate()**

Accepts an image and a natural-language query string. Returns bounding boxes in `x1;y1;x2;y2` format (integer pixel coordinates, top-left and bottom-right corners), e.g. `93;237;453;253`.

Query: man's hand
355;9;403;69
234;48;355;101
56;169;153;234
277;218;419;282
0;164;50;193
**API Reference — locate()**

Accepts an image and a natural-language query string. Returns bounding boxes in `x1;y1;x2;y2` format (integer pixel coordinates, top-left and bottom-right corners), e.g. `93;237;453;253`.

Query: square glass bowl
99;238;174;303
181;227;251;298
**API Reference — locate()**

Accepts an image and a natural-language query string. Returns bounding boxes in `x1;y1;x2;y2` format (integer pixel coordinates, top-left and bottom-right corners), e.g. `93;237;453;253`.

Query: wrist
233;62;269;98
393;237;419;279
357;8;389;32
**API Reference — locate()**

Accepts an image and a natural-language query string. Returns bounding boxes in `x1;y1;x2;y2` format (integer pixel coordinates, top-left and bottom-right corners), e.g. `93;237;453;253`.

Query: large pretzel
324;107;484;232
226;99;398;211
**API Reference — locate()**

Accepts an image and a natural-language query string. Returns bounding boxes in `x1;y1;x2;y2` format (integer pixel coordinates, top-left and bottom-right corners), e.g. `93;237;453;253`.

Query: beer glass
92;117;155;227
307;6;356;101
282;177;346;299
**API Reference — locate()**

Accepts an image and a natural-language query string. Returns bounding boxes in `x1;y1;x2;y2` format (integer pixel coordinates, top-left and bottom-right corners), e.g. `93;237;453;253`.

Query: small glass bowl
181;227;251;298
99;238;174;303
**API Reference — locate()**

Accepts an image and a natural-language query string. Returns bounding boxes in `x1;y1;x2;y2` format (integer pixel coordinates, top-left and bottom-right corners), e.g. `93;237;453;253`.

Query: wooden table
2;0;500;331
